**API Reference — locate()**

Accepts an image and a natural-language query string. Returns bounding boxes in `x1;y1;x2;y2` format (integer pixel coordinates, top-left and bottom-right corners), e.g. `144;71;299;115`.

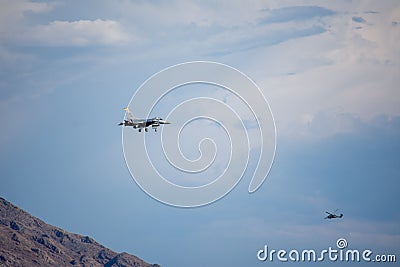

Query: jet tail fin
123;107;135;121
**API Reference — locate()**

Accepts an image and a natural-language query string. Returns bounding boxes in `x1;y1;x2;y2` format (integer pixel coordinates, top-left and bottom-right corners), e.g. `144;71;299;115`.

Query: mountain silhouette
0;197;160;267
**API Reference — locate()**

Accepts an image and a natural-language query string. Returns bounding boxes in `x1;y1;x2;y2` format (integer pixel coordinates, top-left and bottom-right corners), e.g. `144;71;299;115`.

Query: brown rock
0;197;160;267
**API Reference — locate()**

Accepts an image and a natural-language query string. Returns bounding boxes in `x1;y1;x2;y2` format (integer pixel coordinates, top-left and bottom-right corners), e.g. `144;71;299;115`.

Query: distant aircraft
118;107;170;132
324;209;343;219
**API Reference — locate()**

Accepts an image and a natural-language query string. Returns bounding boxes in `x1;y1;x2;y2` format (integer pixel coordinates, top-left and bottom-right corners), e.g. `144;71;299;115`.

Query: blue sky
0;1;399;266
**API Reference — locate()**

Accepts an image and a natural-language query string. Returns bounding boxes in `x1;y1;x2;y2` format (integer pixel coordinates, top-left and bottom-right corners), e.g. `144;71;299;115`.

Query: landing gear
137;127;157;133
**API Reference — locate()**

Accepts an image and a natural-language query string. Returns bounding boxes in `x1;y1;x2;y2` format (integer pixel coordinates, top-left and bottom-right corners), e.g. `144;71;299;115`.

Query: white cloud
107;0;398;140
244;1;400;139
115;0;266;28
25;19;133;47
0;1;134;47
0;0;53;20
1;0;398;140
0;0;55;39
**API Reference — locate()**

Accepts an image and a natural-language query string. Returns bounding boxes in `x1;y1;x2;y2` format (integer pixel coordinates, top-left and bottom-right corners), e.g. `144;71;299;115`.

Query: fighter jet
118;107;170;132
324;209;343;219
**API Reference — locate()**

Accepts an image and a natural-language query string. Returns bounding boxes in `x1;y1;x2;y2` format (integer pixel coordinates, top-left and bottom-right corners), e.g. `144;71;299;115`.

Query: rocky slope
0;197;159;267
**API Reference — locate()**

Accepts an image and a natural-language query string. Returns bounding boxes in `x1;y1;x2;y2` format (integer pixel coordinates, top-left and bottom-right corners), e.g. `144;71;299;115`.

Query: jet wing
133;119;147;128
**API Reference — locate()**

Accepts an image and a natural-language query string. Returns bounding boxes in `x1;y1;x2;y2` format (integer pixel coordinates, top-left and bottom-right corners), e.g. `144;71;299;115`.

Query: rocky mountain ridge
0;197;159;267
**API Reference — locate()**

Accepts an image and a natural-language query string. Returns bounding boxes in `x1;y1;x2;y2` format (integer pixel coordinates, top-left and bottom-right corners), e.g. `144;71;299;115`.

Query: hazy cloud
0;0;55;39
24;19;133;47
260;5;335;24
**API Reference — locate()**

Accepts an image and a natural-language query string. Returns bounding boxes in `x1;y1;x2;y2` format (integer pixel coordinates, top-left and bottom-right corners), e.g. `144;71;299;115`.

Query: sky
0;0;399;266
